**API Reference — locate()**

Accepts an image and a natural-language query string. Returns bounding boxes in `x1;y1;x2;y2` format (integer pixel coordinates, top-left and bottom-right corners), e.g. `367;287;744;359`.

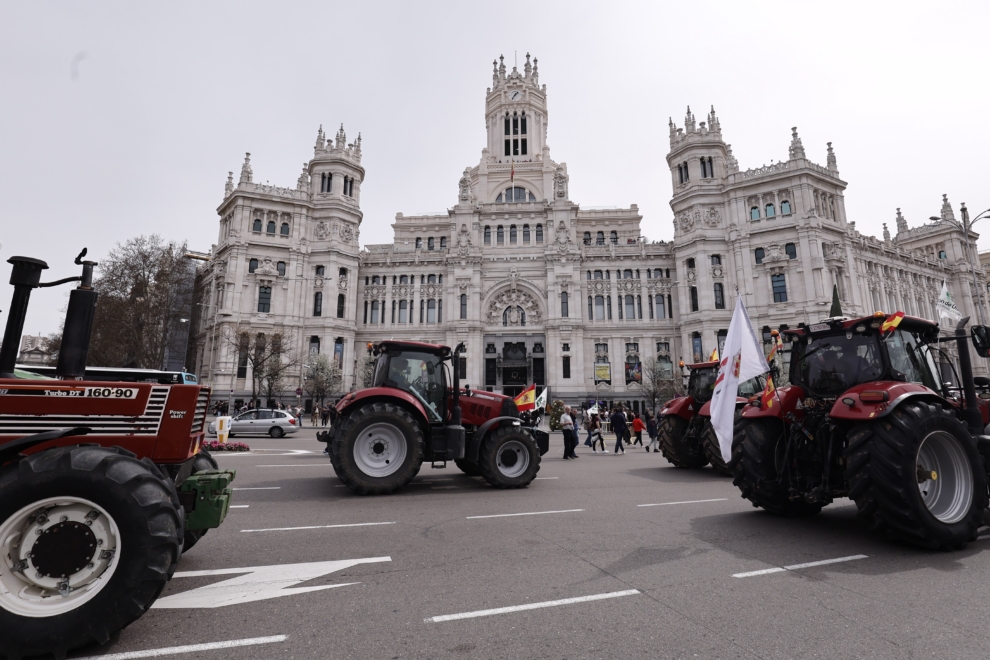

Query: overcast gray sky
2;1;988;338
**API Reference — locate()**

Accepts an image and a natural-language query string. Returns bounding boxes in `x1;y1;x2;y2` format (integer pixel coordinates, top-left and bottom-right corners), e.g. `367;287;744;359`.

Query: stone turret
239;153;252;184
896;208;908;234
788;127;806;160
297;163;309;191
224;171;233;197
940;194;956;222
335;124;346;150
314;125;325;152
827;142;838;172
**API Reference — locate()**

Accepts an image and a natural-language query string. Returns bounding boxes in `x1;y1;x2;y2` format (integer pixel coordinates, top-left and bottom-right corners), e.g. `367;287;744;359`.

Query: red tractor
0;252;233;659
732;311;990;550
657;361;763;474
321;340;549;494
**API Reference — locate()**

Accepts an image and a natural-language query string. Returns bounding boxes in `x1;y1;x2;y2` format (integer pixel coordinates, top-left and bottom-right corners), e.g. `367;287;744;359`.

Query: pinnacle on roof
896;207;908;233
315;124;325;151
941;193;956;222
239;152;252;184
788;127;806;160
827;141;837;171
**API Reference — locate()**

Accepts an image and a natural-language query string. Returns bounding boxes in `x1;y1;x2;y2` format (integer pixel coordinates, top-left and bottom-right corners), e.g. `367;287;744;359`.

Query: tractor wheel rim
916;430;973;524
0;496;121;618
496;440;530;479
353;422;407;478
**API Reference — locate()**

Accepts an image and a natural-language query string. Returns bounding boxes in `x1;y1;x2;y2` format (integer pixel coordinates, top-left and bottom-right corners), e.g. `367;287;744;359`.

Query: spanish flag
881;311;905;338
514;383;536;411
760;375;777;409
708;348;719;361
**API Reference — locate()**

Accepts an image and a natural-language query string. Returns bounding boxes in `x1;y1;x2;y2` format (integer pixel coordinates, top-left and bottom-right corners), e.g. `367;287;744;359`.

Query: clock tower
485;53;548;163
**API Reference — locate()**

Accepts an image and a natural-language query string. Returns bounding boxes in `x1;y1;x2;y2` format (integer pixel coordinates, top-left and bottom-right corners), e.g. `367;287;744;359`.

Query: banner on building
594;364;611;382
625;362;642;383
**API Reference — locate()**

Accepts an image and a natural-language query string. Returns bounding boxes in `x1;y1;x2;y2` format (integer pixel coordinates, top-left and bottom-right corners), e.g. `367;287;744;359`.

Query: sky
2;0;989;337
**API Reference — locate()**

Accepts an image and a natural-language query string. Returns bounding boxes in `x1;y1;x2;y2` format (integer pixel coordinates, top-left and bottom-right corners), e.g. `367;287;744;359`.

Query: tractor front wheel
335;403;424;495
478;426;541;488
701;419;732;476
657;415;709;469
845;401;987;550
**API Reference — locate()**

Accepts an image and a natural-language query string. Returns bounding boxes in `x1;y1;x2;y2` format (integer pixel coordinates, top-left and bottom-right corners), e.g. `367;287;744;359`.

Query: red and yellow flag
767;334;784;362
708;348;719;362
881;311;905;337
514;383;536;411
760;375;777;409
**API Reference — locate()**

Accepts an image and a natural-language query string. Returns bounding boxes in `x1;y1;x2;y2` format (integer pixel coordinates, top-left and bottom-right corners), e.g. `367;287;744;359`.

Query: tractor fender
0;427;90;464
335;387;431;424
828;382;946;421
466;416;523;463
660;396;696;421
740;384;805;420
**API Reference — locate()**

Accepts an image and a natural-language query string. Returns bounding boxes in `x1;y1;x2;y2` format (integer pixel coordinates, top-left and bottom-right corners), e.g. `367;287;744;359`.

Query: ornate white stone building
189;55;988;411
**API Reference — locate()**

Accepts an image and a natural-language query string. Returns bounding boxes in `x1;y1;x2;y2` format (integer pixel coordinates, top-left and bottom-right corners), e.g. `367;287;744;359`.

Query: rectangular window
561;292;569;318
370;300;380;324
521;139;527;155
460;294;467;320
562;357;571;379
391;300;396;323
714;283;725;309
458;357;467;379
504;139;510;156
772;274;788;303
313;292;322;316
594;295;605;320
607;296;612;320
656;342;669;353
399;300;408;323
504;116;510;135
363;300;368;324
237;339;248;379
521;116;527;134
512;139;519;156
337;294;345;318
512;116;518;135
690;287;699;312
427;299;437;323
257;286;272;313
485;358;497;386
533;358;545;385
625;295;635;320
562;343;570;352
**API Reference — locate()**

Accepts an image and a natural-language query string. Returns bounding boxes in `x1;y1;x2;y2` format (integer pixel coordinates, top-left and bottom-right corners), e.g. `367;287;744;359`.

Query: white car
209;409;300;438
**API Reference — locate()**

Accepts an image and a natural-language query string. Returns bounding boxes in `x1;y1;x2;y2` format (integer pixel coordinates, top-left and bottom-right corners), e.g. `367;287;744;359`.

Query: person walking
321;405;331;427
645;411;659;453
582;408;593;447
589;413;607;453
560;406;578;459
610;406;628;455
311;405;320;427
631;413;645;447
295;405;304;427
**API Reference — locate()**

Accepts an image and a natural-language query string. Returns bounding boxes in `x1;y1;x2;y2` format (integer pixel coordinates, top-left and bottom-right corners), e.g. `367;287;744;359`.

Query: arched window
337;294;345;318
535;224;543;242
594;295;605;320
781;200;792;215
623;269;633;279
510;225;517;243
755;248;765;265
313;292;323;316
766;203;776;218
711;254;721;265
561;292;569;318
594;270;603;280
258;286;272;313
497;225;504;244
583;231;591;245
596;231;605;245
427;274;436;284
249;258;258;273
484;226;491;244
690;286;699;312
309;336;320;355
372;275;380;284
415;237;423;249
266;221;276;234
440;237;447;249
502;306;526;326
772;273;788;302
625;295;635;320
751;207;760;221
460;294;467;319
523;224;530;242
654;269;661;278
399;275;408;284
785;243;797;259
370;300;380;324
687;258;696;269
666;268;670;278
252;218;262;232
316;265;325;276
428;237;435;250
610;231;618;245
277;261;286;277
339;267;347;278
714;283;725;309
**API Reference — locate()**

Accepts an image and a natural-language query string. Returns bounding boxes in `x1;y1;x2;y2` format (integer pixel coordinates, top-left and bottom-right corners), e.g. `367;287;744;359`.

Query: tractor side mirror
971;325;990;358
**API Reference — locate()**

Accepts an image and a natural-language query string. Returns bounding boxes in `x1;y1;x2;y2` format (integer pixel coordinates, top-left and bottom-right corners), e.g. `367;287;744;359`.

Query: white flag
711;297;769;463
534;387;548;410
937;279;962;322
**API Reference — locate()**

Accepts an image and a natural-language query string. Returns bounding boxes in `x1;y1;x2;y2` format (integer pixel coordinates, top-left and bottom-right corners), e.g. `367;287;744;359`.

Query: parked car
209;409;299;438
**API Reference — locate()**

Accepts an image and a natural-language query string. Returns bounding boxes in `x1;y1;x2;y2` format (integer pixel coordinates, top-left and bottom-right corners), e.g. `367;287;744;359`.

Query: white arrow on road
152;557;391;609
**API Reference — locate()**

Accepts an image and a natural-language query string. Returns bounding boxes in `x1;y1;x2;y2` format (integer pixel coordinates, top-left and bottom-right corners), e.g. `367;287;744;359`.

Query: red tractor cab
732;311;990;549
658;361;762;474
322;340;549;494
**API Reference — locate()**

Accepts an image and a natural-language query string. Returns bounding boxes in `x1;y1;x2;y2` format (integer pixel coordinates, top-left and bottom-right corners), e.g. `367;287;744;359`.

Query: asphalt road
69;426;990;659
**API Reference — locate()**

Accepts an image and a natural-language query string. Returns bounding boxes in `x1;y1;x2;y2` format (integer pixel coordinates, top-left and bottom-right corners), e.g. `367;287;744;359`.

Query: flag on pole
534;387;548;411
766;332;784;362
881;311;905;338
514;383;536;411
711;297;770;463
760;375;777;409
708;347;719;361
937;280;962;322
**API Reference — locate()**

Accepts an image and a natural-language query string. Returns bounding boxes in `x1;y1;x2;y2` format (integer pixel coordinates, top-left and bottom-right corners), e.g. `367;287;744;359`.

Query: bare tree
641;357;681;416
227;327;300;407
304;353;343;407
360;354;377;388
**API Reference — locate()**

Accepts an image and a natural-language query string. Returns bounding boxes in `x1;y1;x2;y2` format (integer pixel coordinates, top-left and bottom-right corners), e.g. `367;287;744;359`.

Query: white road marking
637;498;728;507
153;557;391;608
229;505;249;508
534;477;558;480
241;521;395;532
256;464;329;467
74;635;288;659
732;554;869;578
233;487;281;490
425;589;640;623
212;449;314;458
466;509;584;519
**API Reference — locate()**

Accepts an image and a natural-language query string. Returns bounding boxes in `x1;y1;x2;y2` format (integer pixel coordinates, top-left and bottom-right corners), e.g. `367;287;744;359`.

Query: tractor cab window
687;367;718;403
737;375;765;397
794;333;884;397
885;329;939;390
378;350;444;421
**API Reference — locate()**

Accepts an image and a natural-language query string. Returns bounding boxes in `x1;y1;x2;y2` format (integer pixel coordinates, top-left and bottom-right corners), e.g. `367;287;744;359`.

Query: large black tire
478;425;541;488
454;458;482;477
701;419;732;476
657;415;709;469
0;446;182;660
334;403;425;495
181;451;219;552
845;401;987;550
731;416;823;517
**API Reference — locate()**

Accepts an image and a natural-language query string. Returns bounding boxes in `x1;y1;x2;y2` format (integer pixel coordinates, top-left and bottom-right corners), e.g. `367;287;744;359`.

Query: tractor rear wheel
0;446;181;659
732;416;822;517
454;458;482;477
181;451;219;552
334;403;424;495
845;401;987;550
701;419;732;476
657;416;709;469
478;426;541;488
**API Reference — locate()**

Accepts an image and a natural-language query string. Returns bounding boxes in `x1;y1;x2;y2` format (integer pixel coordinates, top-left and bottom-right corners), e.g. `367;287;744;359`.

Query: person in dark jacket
645;411;659;452
609;407;628;455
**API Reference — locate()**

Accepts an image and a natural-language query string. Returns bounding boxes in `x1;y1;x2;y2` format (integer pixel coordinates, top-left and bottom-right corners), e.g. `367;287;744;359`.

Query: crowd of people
557;405;659;460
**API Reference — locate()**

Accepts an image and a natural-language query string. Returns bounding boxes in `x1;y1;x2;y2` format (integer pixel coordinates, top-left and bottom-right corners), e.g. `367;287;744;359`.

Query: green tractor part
179;469;236;531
